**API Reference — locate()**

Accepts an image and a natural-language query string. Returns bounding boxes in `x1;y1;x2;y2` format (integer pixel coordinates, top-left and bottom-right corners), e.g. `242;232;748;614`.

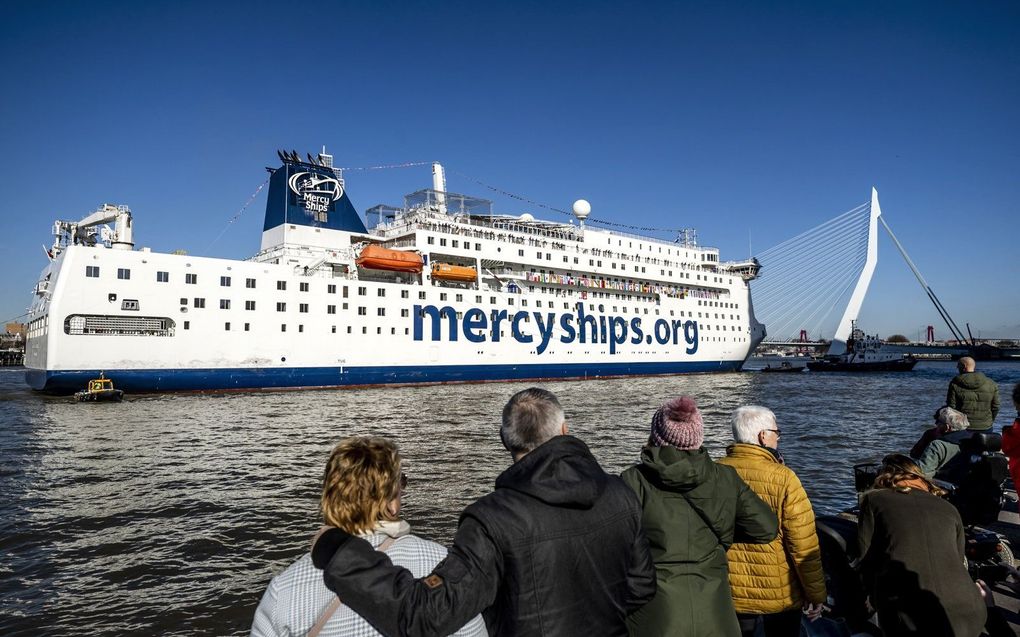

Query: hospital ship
25;149;765;393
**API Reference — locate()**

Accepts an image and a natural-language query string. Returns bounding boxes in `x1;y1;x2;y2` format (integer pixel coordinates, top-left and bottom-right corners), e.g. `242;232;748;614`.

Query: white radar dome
519;213;535;222
572;199;591;220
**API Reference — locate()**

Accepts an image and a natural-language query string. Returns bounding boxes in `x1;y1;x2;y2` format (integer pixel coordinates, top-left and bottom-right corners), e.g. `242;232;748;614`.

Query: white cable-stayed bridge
750;189;992;357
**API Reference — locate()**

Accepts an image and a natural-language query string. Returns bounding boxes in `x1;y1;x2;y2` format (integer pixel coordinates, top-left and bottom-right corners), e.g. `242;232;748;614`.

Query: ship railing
383;238;418;250
379;218;582;246
371;214;726;278
374;206;583;243
720;258;759;267
596;226;717;253
249;244;355;265
519;271;727;300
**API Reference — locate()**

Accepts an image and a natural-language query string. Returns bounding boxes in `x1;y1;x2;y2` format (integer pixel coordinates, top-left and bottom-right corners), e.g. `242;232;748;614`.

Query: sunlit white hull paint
25;157;764;393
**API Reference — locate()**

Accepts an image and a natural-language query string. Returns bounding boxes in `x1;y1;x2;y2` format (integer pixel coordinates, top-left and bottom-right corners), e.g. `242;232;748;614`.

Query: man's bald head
958;356;976;373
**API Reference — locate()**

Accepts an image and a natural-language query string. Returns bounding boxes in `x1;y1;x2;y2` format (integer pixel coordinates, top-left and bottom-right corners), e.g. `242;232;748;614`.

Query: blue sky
1;1;1017;339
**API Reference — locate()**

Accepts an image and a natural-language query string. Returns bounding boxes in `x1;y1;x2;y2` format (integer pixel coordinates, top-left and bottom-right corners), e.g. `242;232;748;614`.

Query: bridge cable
752;201;873;341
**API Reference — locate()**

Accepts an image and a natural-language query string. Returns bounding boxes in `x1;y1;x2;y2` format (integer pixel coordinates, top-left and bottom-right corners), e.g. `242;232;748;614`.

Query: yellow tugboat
74;373;124;402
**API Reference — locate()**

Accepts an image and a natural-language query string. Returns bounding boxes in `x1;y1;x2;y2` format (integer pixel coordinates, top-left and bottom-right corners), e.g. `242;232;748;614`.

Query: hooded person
621;396;779;637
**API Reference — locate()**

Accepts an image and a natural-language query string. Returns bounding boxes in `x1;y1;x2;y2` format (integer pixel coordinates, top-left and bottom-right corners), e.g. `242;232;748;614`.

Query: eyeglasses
764;428;781;436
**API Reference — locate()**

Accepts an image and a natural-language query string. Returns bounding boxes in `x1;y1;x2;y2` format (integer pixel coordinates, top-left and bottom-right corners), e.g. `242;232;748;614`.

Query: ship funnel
432;162;447;214
262;150;367;236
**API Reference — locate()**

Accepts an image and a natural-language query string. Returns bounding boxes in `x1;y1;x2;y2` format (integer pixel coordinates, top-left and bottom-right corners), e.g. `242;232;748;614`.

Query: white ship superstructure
25;150;765;393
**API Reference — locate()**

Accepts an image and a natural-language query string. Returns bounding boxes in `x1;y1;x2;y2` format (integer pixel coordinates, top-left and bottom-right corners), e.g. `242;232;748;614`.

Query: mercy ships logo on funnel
288;172;344;222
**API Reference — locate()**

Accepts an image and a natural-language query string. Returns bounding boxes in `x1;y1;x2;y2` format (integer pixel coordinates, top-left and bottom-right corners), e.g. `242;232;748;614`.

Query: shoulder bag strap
679;491;726;548
637;463;726;547
307;536;398;637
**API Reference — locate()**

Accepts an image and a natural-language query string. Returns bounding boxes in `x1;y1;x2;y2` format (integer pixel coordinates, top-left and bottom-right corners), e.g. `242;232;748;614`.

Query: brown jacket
717;444;826;613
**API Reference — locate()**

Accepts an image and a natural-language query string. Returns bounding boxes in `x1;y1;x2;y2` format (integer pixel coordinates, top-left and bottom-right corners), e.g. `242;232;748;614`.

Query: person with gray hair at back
947;356;1000;430
717;406;826;637
311;387;656;637
913;406;972;479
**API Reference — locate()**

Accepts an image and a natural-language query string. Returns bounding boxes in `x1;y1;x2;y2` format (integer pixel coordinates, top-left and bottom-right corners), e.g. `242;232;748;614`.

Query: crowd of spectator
251;360;1019;637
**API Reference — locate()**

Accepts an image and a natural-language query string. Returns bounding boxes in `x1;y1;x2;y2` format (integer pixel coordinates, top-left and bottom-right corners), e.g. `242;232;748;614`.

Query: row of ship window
494;262;727;285
423;235;718;270
88;266;731;293
176;321;747;344
88;266;739;309
60;312;749;343
175;320;410;336
174;295;741;325
93;267;742;325
88;266;312;291
183;298;392;316
89;266;388;296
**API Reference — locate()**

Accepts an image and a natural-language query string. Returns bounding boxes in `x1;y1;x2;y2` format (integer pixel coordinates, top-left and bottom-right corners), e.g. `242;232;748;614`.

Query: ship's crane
50;204;134;259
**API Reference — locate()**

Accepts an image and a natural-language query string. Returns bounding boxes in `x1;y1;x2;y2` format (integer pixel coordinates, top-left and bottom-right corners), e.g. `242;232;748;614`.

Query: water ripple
1;362;1017;635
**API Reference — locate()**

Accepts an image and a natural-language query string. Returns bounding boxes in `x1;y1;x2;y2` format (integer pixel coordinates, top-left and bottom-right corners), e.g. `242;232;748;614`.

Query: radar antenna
572;199;591;229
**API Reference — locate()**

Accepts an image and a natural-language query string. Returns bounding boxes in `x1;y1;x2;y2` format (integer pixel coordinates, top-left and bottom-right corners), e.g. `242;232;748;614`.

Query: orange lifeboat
356;244;424;273
431;262;477;282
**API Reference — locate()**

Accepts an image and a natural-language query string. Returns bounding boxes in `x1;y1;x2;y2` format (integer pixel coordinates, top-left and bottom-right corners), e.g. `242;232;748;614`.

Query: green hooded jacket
621;447;778;637
947;371;1000;430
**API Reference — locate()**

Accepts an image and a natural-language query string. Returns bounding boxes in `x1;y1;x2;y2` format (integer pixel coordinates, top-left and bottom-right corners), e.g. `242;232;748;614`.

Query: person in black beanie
311;387;656;637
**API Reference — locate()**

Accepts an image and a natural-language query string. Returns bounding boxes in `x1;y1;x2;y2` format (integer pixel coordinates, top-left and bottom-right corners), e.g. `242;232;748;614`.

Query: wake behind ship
25;150;766;393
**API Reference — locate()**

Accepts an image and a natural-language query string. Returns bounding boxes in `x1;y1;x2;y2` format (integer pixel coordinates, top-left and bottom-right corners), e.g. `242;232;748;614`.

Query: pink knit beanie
650;396;704;449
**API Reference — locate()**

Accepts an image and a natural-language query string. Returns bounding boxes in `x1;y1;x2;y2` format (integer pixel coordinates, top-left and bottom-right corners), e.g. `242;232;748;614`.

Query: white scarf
359;519;411;540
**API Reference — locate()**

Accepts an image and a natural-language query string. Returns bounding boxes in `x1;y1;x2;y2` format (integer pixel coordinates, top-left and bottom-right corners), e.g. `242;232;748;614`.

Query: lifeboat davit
356;244;424;273
431;263;477;282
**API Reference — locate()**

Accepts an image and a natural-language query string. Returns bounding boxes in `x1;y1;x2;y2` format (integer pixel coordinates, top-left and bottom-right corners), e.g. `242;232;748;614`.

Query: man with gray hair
718;406;826;637
914;406;973;479
311;387;656;636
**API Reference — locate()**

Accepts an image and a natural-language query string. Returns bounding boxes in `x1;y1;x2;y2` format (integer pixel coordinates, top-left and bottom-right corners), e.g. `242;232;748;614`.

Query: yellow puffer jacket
717;444;827;613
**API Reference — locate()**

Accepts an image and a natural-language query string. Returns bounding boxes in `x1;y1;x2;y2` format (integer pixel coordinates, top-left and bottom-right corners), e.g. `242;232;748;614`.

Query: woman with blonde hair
251;437;486;637
857;454;985;637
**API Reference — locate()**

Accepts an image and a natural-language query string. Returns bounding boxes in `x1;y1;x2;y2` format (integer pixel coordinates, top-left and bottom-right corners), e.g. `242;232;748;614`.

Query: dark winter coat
947;371;1000;430
314;435;657;637
621;446;779;637
858;487;986;637
915;429;971;480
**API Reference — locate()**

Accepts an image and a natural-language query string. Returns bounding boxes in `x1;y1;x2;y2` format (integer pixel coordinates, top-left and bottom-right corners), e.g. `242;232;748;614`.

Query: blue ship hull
28;360;743;394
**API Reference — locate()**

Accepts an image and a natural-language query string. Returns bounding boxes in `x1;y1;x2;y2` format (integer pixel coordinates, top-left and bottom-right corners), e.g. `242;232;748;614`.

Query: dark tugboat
807;322;917;372
74;373;124;402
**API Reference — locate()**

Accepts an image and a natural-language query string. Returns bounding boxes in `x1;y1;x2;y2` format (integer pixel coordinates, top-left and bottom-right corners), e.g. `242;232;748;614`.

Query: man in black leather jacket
312;387;657;636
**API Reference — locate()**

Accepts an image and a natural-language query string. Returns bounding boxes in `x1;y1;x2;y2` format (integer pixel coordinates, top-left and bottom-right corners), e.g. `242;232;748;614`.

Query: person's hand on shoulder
311;526;355;569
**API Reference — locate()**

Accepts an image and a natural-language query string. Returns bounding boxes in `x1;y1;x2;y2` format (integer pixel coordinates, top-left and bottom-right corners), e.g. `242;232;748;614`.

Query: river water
1;361;1017;635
